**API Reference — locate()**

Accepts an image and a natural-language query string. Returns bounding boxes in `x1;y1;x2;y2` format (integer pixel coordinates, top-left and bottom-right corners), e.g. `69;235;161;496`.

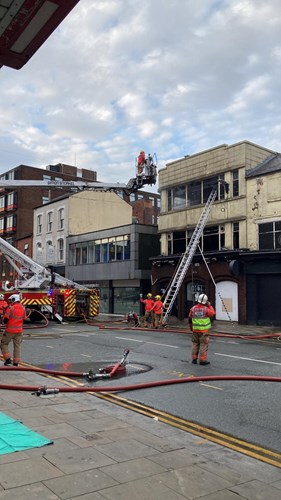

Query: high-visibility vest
189;304;212;332
4;303;27;334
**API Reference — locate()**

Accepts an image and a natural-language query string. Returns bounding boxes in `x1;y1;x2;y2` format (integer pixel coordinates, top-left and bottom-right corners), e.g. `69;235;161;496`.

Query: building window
0;218;4;234
259;221;281;250
101;238;109;262
6;215;16;233
68;235;131;266
7;192;16;210
37;214;42;235
202;225;225;251
47;211;53;232
168;175;227;211
36;242;43;263
233;222;239;249
46;240;54;263
43;174;51;181
42;196;49;204
57;239;64;261
232;170;239;197
188;181;201;207
82;243;88;264
0;196;5;212
203;175;225;203
58;208;64;230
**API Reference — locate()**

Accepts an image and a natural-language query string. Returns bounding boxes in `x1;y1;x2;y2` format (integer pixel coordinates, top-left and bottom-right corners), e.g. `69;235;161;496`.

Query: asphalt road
19;323;281;454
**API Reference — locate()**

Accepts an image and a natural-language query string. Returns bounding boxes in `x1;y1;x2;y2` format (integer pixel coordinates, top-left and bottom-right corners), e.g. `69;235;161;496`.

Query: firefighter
0;293;8;323
152;294;164;329
140;293;154;327
188;293;214;365
1;294;27;366
137;150;146;175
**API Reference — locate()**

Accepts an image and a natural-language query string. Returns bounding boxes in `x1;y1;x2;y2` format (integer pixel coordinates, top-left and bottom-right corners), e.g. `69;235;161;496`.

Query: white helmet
8;294;21;303
0;294;4;300
197;293;208;305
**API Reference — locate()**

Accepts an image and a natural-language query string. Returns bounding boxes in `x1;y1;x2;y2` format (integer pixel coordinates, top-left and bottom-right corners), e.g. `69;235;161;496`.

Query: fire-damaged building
152;140;281;326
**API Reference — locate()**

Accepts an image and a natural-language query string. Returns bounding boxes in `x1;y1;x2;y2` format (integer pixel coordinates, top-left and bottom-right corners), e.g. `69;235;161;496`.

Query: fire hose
0;347;280;395
0;374;279;396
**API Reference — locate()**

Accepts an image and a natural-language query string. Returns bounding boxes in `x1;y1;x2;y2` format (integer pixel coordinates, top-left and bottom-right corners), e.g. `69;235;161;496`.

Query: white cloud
1;0;281;187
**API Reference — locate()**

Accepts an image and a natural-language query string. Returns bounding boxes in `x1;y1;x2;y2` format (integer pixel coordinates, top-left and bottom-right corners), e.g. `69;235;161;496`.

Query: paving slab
100;456;167;483
44;446;116;473
153;464;233;498
0;482;60;499
0;456;64;489
95;437;160;462
230;479;281;499
43;469;118;499
98;475;189;499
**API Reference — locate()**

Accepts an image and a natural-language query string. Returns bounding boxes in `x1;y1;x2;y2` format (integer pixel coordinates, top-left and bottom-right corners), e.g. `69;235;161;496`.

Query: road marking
51;328;75;332
116;336;179;348
94;392;281;469
45;345;54;349
81;354;92;358
215;353;281;365
200;383;223;390
215;340;239;344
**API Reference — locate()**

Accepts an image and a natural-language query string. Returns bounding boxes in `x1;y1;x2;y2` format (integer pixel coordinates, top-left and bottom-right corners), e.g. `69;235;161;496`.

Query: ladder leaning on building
163;180;229;323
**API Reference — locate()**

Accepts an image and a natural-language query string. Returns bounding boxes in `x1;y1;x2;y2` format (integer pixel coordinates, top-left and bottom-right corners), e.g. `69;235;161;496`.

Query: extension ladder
163;186;218;322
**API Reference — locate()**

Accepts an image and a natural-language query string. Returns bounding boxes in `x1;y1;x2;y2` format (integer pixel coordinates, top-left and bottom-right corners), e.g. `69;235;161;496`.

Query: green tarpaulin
0;412;53;454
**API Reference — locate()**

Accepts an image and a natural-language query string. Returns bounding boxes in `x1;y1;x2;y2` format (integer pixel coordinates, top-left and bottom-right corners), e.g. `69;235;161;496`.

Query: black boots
4;358;11;366
199;361;210;366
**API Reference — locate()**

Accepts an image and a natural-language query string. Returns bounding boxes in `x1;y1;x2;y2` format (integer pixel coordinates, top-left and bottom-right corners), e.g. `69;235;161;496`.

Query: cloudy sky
1;0;281;189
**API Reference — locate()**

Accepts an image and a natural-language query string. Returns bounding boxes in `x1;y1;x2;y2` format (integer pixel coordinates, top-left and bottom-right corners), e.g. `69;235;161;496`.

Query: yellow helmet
155;295;161;300
147;293;152;298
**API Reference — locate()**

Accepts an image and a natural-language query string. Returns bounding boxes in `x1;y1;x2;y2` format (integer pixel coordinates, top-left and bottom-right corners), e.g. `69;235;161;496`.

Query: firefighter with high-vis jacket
0;293;8;323
152;295;164;329
1;294;27;366
188;293;214;365
140;293;154;327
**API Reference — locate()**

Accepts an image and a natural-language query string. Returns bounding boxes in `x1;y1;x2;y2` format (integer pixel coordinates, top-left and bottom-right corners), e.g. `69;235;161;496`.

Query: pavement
0;323;281;500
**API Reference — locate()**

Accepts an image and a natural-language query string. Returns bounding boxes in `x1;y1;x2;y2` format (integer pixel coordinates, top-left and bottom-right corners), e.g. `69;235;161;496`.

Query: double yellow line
20;365;281;469
95;391;281;469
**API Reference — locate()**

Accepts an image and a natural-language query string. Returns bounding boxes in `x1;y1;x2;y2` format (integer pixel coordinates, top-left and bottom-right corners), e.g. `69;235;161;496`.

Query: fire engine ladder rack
163;182;228;323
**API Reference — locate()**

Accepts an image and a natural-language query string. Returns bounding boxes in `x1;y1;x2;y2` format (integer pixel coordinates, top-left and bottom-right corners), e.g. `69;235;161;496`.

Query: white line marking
215;340;239;344
52;328;73;332
81;354;92;358
200;383;223;390
45;345;54;349
116;336;179;348
215;353;281;366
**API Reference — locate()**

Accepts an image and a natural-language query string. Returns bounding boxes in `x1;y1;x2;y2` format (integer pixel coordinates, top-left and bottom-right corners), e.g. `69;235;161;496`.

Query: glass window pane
173;185;186;209
259;233;274;249
188;181;201;206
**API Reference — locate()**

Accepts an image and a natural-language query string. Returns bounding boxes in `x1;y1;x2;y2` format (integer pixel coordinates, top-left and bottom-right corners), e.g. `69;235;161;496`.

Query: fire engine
0;157;157;322
0;236;99;322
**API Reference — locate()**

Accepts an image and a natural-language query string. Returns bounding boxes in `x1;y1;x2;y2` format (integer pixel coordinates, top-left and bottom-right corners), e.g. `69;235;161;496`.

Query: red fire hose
0;367;279;395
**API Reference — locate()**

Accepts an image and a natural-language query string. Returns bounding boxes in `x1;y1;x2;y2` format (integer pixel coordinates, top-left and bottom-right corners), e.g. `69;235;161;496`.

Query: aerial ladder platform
163;181;229;323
